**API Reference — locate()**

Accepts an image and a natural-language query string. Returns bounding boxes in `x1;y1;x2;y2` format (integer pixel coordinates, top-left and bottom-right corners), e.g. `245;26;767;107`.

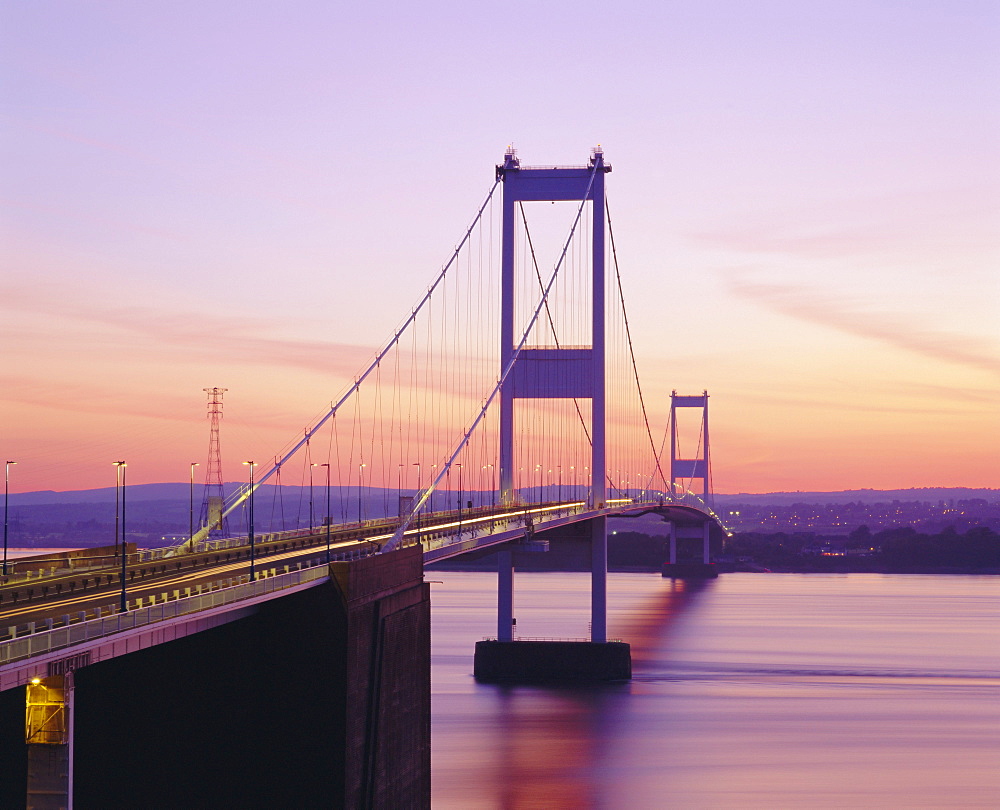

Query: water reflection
435;576;712;809
490;686;613;809
431;573;1000;809
617;578;711;668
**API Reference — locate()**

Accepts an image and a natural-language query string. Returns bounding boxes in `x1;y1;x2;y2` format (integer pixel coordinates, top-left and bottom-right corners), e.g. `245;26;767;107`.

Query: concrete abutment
0;546;430;809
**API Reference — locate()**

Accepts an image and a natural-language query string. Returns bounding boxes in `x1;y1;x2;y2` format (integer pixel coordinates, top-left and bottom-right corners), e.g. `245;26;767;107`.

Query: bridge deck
0;498;726;684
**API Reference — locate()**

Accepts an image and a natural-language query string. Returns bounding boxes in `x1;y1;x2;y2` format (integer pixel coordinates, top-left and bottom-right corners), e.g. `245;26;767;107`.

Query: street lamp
243;461;256;582
412;463;421;533
189;462;199;546
309;463;318;533
321;463;331;564
115;461;127;612
429;464;437;512
535;464;542;504
557;465;562;503
358;463;367;524
3;461;16;576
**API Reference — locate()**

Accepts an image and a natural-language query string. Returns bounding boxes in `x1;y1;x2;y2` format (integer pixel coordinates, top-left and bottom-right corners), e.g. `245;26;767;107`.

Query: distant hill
8;484;997;508
4;484;996;549
714;488;998;506
8;483;374;507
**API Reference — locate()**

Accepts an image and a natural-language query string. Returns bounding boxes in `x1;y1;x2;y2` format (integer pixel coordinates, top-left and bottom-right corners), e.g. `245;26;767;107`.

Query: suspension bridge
0;148;729;808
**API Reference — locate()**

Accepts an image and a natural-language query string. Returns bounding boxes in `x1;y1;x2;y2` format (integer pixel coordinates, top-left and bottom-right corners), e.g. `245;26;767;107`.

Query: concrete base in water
474;640;631;683
663;562;719;579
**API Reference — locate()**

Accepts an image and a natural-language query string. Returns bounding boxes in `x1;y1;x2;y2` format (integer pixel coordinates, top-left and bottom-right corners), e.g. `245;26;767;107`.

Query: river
430;572;1000;808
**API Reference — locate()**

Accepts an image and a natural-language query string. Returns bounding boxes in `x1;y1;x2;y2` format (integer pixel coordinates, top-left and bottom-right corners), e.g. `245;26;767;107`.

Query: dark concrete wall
0;684;28;808
332;545;431;809
0;546;430;809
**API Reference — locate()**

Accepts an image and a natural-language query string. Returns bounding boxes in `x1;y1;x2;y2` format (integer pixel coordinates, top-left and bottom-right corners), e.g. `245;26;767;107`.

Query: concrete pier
662;562;719;579
474;640;631;683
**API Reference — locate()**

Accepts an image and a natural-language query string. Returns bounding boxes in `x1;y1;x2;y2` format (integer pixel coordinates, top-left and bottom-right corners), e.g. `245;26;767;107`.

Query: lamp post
309;463;318;533
115;461;127;612
557;465;563;503
243;461;256;582
114;462;121;559
570;466;576;501
189;462;199;546
3;460;16;576
397;463;406;518
535;464;542;504
321;463;331;564
358;463;366;524
413;462;421;531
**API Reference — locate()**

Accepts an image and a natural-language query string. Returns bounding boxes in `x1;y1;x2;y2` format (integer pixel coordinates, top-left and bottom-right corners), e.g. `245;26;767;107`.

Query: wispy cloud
0;284;378;378
723;275;1000;378
690;187;997;261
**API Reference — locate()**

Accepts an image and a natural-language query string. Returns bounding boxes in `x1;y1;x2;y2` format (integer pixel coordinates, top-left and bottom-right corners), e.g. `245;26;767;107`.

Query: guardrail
0;563;331;669
418;502;589;553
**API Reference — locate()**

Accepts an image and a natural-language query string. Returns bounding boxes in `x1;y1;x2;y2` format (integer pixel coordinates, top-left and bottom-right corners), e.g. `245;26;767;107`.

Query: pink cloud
724;276;1000;378
0;284;377;378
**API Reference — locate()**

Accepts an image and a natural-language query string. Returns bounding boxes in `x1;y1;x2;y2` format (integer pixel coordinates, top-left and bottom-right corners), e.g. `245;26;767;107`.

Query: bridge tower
670;390;711;506
664;390;718;578
497;145;609;513
494;147;617;646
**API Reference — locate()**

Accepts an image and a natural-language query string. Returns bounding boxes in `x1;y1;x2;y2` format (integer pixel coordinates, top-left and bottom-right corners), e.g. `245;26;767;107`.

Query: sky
1;0;998;496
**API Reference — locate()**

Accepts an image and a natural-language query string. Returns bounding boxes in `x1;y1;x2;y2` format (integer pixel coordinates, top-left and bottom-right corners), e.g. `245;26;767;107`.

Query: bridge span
0;148;728;808
0;496;725;808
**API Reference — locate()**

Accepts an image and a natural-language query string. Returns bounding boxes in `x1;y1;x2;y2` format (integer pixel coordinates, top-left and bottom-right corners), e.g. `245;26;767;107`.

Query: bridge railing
415;500;614;554
0;562;333;669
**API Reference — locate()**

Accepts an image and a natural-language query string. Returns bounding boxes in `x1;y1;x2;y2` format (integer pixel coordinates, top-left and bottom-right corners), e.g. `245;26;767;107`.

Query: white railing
0;564;330;668
419;502;588;554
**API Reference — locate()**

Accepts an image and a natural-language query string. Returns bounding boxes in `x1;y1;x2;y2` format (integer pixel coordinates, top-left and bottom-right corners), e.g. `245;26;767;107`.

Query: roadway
0;497;717;639
0;502;573;635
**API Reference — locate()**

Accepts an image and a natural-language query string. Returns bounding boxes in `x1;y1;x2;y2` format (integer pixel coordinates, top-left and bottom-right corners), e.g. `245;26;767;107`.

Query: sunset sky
2;1;997;495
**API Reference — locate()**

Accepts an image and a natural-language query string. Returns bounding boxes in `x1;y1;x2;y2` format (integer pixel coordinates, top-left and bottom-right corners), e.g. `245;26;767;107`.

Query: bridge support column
497;550;514;642
663;520;718;579
591;516;607;643
25;674;72;810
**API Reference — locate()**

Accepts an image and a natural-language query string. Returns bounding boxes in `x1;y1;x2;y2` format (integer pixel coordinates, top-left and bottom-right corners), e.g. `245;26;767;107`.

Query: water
431;572;1000;808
